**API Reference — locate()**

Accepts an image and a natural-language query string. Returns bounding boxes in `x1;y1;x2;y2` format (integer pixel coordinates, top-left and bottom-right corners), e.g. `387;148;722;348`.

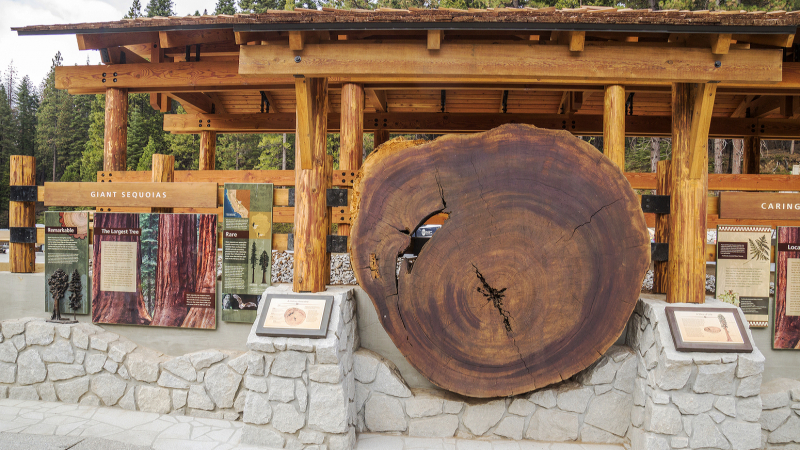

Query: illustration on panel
222;183;274;323
775;227;800;349
45;211;90;316
92;213;217;329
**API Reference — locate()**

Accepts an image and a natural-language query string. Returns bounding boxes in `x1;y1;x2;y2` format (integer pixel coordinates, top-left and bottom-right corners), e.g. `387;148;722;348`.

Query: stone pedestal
242;285;358;450
628;297;765;450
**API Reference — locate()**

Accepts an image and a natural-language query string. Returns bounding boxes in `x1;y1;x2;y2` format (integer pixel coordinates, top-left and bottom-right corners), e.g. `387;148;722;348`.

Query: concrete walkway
0;399;624;450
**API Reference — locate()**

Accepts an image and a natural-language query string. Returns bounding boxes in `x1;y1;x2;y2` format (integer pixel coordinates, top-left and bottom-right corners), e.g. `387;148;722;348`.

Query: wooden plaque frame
665;306;753;353
255;293;333;338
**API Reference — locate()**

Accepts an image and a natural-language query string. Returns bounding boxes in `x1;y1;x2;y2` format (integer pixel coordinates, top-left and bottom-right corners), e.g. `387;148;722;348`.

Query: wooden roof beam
749;95;782;118
206;93;227;114
730;95;755;118
289;31;305;50
159;29;236;49
77;32;159;50
732;34;795;48
101;47;149;65
168;92;214;114
428;30;444;50
711;34;733;55
365;88;387;112
550;31;585;52
239;43;781;84
163;112;800;139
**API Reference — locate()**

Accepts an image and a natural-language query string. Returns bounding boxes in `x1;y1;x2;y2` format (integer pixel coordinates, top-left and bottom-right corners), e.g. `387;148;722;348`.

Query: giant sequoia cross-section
350;124;650;398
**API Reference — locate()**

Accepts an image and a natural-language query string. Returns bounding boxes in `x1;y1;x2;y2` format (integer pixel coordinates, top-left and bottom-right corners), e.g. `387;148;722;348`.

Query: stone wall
0;317;247;419
628;298;766;450
759;378;800;449
354;346;638;444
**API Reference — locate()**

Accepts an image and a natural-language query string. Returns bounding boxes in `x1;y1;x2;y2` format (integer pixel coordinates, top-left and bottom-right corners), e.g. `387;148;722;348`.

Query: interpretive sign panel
720;192;800;220
255;294;333;338
92;213;217;329
45;211;90;315
774;227;800;349
43;182;217;208
221;183;274;323
715;225;772;327
665;307;753;352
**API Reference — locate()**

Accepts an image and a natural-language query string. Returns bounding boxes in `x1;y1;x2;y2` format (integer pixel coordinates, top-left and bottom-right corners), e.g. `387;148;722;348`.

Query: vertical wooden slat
151;154;175;214
339;83;364;237
104;88;128;172
743;136;761;174
653;160;672;294
9;155;35;273
668;83;716;304
374;129;390;150
294;77;330;293
199;131;217;171
603;85;625;170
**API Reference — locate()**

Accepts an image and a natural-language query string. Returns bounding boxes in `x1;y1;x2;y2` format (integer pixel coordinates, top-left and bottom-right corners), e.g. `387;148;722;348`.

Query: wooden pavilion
12;7;800;304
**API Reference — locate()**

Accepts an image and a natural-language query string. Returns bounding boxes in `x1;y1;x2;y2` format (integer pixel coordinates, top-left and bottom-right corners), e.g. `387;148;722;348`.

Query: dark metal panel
9;186;38;202
651;242;669;262
10;227;37;244
327;235;348;254
642;195;670;214
288;188;295;207
326;189;348;207
287;233;294;251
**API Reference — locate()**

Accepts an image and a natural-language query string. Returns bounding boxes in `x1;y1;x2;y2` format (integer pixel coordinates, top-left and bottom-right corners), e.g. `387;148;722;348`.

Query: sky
0;0;217;90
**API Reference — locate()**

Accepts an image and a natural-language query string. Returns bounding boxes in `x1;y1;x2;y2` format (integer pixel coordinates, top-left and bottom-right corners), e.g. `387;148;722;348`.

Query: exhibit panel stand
242;285;359;450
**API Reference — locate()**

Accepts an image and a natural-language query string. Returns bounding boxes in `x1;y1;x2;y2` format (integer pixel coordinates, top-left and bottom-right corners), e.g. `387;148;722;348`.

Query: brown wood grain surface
43;182;218;208
9;155;36;273
719;192;800;220
350;125;650;397
775;227;800;349
104;88;128;172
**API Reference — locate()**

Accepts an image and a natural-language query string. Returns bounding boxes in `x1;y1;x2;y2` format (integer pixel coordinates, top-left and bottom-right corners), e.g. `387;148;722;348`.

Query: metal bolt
113;78;117;82
102;79;106;83
295;56;301;63
714;61;722;68
102;73;106;77
113;72;118;76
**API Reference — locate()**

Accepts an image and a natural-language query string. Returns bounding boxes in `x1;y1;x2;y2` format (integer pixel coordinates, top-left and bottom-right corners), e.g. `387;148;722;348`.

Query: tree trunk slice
350;124;650;398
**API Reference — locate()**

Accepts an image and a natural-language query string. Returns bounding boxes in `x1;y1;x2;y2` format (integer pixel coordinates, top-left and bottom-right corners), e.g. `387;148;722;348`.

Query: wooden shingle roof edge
13;8;800;35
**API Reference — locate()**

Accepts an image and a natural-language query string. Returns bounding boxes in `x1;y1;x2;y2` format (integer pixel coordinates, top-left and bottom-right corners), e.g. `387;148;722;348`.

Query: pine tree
68;269;82;314
145;0;175;17
239;0;282;12
251;242;257;283
16;76;38;157
215;0;237;14
0;85;16;223
125;0;144;18
78;95;105;181
127;93;167;169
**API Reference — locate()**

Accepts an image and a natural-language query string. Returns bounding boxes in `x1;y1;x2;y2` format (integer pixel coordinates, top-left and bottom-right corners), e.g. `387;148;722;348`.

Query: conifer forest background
1;0;800;228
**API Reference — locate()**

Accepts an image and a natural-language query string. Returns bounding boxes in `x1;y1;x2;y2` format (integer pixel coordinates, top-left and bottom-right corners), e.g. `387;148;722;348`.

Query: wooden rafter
158;30;236;49
103;47;149;65
365;88;388;112
711;34;733;55
551;31;585;52
206;93;227;114
732;33;795;48
427;30;444;50
749;95;782;118
77;32;159;50
240;43;781;84
730;95;755;118
168;92;214;114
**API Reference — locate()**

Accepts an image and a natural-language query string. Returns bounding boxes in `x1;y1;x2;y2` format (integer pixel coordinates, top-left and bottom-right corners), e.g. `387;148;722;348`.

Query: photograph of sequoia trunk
92;213;217;329
774;227;800;349
350;124;650;398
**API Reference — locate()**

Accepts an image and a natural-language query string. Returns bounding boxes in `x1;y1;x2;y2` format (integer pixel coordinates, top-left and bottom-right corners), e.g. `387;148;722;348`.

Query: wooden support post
653;160;672;294
9;155;36;273
294;77;330;293
668;83;717;304
374;129;390;150
603;85;625;170
199;131;216;170
743;136;761;174
104;88;128;171
151;154;174;214
339;83;364;237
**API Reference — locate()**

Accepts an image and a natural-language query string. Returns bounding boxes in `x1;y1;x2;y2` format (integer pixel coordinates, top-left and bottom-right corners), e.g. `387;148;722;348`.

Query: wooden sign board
665;306;753;353
715;225;772;328
43;182;217;208
774;227;800;350
720;192;800;220
255;294;333;338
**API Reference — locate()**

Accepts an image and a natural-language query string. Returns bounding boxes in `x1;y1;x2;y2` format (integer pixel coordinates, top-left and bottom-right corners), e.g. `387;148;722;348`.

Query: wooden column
294;77;330;293
374;129;390;150
9;155;36;273
743;136;761;174
653;160;672;294
668;83;716;304
199;131;216;170
339;83;364;237
603;85;626;169
151;154;174;214
104;88;128;171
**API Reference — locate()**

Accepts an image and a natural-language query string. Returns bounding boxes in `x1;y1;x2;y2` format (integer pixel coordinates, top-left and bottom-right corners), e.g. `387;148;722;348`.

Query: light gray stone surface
365;394;406;432
135;386;171;414
204;363;242;409
90;373;126;406
16;349;46;385
462;400;505;436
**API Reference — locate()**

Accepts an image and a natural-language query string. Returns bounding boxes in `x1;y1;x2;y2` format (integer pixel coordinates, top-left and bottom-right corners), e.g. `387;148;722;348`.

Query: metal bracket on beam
261;91;270;113
440;90;446;113
10;227;37;244
9;186;38;202
287;233;294;251
502;90;509;114
651;243;669;262
287;188;295;207
327;235;348;253
626;92;635;116
326;189;348;207
641;195;670;214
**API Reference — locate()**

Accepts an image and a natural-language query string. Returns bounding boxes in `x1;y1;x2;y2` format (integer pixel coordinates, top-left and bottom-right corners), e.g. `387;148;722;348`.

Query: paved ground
0;399;624;450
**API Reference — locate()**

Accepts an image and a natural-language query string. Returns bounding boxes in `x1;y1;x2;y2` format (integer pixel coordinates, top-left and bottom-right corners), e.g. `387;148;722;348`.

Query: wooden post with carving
653;160;672;294
151;154;175;214
104;88;128;171
339;83;364;237
294;77;330;293
9;155;36;273
603;85;625;169
668;83;716;304
199;131;217;170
